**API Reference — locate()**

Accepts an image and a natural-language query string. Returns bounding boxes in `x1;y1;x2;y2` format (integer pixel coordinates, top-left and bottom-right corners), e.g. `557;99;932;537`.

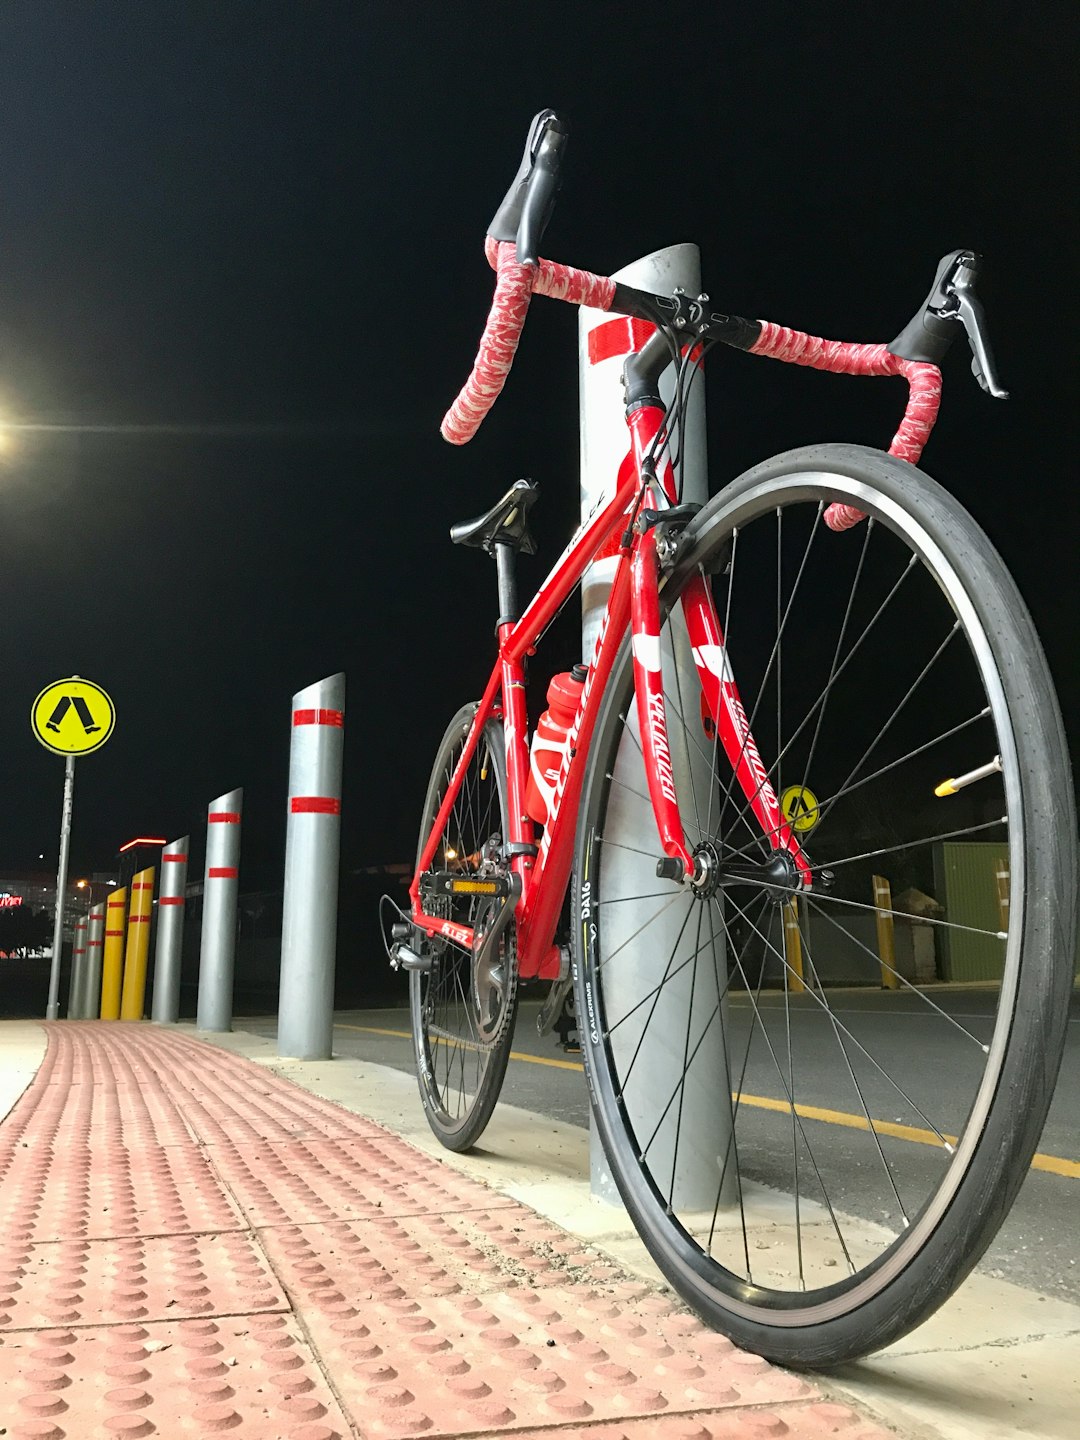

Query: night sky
1;3;1075;891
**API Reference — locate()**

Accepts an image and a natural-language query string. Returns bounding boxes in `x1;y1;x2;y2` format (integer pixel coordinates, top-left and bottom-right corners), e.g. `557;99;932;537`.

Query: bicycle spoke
718;706;994;864
612;902;695;1091
596;892;686;973
722;551;918;845
712;896;857;1275
715;504;822;838
813;889;1006;941
803;897;990;1050
723;889;955;1149
800;919;910;1227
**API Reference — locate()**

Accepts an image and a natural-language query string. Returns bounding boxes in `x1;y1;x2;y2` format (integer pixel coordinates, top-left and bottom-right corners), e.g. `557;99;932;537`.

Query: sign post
31;676;115;1021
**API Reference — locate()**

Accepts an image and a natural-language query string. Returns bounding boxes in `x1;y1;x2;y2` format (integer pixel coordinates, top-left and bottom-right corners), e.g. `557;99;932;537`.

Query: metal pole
580;244;733;1210
196;788;242;1032
67;914;88;1018
151;836;189;1023
99;887;128;1019
82;901;106;1020
45;754;76;1020
120;867;155;1020
277;674;346;1060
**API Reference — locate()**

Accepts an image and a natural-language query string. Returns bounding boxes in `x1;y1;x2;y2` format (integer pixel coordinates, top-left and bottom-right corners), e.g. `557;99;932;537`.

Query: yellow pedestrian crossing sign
780;783;820;834
31;677;115;756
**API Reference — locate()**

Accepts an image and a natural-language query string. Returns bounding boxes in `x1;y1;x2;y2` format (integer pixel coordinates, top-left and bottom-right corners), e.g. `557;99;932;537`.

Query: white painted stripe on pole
197;791;242;1033
277;673;345;1061
152;835;189;1024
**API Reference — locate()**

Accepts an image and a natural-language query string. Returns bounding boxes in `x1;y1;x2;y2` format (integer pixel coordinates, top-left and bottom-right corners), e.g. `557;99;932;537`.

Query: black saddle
450;479;539;555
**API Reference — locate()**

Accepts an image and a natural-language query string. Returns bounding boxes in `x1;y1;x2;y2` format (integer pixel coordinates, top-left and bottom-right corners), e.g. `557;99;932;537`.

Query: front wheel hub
691;841;806;904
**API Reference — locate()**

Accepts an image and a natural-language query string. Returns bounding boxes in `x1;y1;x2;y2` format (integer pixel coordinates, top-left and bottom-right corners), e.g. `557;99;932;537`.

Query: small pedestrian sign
780;783;820;834
31;677;115;756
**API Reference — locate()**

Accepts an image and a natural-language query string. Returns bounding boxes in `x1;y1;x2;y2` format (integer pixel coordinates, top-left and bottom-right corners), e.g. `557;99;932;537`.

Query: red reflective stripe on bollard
105;929;124;937
208;866;238;879
208;812;241;824
87;939;103;947
162;854;187;863
587;315;656;365
107;900;126;909
292;708;345;727
159;897;185;906
290;796;341;815
132;882;153;890
129;916;151;925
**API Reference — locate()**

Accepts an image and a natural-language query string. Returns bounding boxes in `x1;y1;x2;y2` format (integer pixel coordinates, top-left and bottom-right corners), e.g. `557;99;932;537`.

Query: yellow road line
333;1022;1080;1178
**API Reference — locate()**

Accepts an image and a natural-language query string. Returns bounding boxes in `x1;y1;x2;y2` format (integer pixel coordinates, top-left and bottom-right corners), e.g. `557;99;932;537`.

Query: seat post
494;541;519;626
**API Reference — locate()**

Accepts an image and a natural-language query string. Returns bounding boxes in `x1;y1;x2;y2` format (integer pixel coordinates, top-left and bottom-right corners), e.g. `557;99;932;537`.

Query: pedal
420;870;513;900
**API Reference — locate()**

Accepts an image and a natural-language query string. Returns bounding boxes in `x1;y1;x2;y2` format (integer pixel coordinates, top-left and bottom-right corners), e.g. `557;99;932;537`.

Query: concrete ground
227;997;1080;1440
242;988;1080;1306
2;1010;1078;1438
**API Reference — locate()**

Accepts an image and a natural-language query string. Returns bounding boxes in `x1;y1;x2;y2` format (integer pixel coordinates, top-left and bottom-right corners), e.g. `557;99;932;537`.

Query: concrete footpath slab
196;1022;1080;1440
0;1021;896;1440
0;1020;47;1124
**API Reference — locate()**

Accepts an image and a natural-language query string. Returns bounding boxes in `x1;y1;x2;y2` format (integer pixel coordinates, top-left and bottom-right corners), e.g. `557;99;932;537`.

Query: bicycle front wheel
574;444;1075;1365
411;703;518;1151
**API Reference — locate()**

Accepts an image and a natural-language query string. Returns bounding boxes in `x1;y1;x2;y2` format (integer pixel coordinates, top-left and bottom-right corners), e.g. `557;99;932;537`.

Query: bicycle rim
575;445;1074;1362
411;705;518;1149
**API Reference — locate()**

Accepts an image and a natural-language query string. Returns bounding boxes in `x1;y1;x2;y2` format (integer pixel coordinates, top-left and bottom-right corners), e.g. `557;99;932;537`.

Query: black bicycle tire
573;443;1076;1366
410;702;519;1152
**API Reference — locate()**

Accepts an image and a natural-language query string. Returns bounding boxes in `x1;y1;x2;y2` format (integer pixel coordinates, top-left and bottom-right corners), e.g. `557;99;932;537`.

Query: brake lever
950;259;1009;398
515;117;569;268
487;109;568;266
889;249;1008;399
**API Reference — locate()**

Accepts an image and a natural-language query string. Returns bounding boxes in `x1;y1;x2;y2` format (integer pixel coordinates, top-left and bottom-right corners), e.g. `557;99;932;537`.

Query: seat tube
498;633;535;882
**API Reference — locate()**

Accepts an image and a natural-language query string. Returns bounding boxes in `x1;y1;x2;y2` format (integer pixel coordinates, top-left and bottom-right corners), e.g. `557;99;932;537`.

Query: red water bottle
524;665;588;826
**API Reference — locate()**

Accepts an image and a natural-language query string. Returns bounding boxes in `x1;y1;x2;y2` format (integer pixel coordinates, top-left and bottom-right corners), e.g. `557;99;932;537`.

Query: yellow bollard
120;868;155;1020
873;874;900;989
782;898;806;994
994;858;1010;933
99;888;128;1019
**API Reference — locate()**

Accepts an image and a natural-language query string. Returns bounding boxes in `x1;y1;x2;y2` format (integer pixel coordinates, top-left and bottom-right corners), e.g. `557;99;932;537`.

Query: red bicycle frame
410;400;811;983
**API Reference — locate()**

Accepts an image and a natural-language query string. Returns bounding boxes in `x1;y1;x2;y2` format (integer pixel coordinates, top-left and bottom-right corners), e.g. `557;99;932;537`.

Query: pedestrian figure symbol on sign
45;694;102;735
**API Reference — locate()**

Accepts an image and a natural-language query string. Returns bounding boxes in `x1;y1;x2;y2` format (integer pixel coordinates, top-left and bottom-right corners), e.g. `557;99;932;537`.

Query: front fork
630;523;812;888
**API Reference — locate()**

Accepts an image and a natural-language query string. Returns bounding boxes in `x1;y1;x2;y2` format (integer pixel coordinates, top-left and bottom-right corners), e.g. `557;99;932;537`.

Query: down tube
517;555;633;978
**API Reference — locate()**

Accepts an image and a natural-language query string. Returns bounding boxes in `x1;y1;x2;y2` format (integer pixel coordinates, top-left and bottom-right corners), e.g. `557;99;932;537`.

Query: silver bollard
81;901;106;1020
196;790;242;1032
67;914;88;1019
579;244;733;1210
277;674;346;1060
151;836;189;1024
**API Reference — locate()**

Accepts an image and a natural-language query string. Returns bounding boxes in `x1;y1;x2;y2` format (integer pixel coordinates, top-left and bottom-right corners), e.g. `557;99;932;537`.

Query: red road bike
387;112;1076;1365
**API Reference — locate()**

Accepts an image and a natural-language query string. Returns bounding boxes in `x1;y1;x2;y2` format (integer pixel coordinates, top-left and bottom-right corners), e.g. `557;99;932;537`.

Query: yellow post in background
782;899;806;994
99;887;127;1019
120;868;155;1020
873;874;900;989
994;858;1010;933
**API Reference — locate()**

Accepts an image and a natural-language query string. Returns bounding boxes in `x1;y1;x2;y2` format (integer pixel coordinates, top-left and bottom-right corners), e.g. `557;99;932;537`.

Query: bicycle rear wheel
574;443;1075;1365
411;703;518;1151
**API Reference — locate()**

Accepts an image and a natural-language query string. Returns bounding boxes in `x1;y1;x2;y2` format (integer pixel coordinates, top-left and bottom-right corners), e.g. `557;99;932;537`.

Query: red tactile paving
0;1023;895;1440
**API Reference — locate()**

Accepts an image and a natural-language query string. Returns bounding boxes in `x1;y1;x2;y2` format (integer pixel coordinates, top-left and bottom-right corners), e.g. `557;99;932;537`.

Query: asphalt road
241;983;1080;1305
